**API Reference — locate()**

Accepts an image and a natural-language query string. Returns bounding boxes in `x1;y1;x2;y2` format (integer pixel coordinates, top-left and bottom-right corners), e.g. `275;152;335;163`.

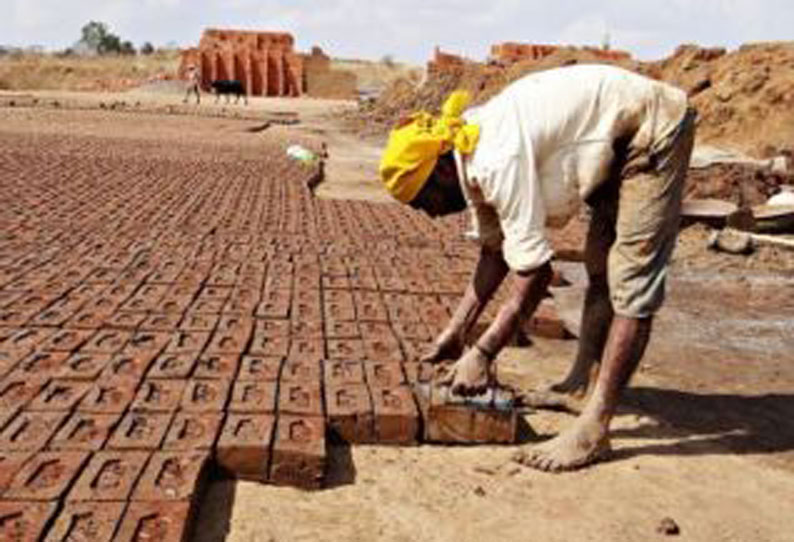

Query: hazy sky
4;0;794;62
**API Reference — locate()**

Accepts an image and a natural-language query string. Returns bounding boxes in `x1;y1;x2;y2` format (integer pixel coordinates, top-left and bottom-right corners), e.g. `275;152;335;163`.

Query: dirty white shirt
455;64;688;272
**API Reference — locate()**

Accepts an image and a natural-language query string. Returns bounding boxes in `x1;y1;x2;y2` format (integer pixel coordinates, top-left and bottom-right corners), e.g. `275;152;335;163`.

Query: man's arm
421;246;509;362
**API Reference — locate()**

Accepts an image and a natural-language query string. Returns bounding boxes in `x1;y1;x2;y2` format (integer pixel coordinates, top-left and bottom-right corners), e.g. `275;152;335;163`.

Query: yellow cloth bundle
379;90;480;203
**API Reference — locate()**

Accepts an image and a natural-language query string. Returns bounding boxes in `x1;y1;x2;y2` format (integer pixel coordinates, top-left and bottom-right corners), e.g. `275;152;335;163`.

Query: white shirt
455;64;688;272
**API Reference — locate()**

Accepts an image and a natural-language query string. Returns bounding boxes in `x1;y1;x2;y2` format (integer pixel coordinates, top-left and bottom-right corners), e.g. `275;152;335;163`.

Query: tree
120;41;136;55
77;21;124;55
140;42;155;55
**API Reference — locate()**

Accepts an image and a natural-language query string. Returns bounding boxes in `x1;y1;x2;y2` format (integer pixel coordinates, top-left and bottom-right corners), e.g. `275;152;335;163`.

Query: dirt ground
2;91;792;542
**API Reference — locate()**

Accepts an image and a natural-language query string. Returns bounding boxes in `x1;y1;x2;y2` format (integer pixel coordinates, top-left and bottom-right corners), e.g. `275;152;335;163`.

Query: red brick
278;380;324;417
289;338;324;359
27;380;90;412
193;354;239;379
67;451;150;501
0;452;33;493
10;351;69;380
324;360;364;386
0;376;47;411
363;336;404;363
80;329;132;354
253;319;289;338
325;384;374;444
107;411;173;450
364;362;406;388
148;353;198;379
0;501;57;542
203;331;247;355
281;357;321;382
124;331;171;358
0;411;68;451
56;352;111;381
401;340;433;363
49;412;120;451
326;339;365;361
179;312;219;332
370;386;419;444
132;380;186;412
269;415;326;490
99;352;154;383
179;379;230;412
4;451;90;501
216;315;254;337
255;299;289;319
131;451;209;502
79;382;137;414
324;319;359;339
43;500;125;542
248;335;289;357
391;321;432;341
139;313;183;332
162;412;223;451
105;311;148;330
216;414;274;481
227;381;277;413
402;361;435;384
113;501;192;542
237;356;281;381
0;328;54;360
417;384;517;444
164;330;210;355
68;309;112;330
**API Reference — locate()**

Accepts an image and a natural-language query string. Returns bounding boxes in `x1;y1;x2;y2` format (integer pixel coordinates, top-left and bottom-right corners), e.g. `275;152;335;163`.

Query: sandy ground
3;92;792;542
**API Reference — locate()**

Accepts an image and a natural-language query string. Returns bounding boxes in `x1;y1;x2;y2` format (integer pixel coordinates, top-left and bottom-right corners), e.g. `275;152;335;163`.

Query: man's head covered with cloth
379;91;479;216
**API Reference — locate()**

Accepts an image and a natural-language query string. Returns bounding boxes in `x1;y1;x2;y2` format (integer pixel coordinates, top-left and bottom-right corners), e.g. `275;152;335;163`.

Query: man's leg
516;110;695;471
523;184;618;412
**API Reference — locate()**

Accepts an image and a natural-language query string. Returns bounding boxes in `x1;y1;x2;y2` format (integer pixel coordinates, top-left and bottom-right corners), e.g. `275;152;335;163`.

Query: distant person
379;65;696;471
183;65;201;105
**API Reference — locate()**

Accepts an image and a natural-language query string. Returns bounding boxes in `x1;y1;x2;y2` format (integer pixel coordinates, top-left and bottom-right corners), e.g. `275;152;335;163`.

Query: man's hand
420;326;464;364
438;346;493;397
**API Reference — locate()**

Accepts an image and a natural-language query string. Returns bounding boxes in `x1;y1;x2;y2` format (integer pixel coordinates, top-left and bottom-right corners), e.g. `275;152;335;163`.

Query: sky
4;0;794;63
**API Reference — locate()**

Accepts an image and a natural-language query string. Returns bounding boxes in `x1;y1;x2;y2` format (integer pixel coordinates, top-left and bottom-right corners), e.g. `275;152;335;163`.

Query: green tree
140;42;155;55
78;21;124;55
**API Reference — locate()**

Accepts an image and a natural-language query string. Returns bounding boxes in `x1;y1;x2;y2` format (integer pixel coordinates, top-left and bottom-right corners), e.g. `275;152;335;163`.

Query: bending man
379;64;696;471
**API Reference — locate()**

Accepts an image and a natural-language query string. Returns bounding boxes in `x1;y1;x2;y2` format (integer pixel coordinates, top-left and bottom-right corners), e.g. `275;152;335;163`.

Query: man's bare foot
438;347;493;397
512;414;611;472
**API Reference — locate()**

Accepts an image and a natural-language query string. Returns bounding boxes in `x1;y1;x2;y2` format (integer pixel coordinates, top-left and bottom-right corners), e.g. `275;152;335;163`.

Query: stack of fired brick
0;130;565;541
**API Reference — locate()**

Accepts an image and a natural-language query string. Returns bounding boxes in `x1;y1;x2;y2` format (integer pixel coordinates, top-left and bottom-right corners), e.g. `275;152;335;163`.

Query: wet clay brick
132;380;186;412
0;376;47;411
0;452;33;493
27;380;91;412
131;451;208;502
0;411;69;451
100;352;155;383
325;384;374;444
418;385;517;444
290;319;323;338
105;311;148;330
204;332;247;355
364;362;406;388
79;382;137;414
288;338;324;359
193;354;239;380
363;336;404;363
80;329;132;354
164;330;210;355
370;386;419;444
215;315;254;338
148;353;198;379
139;313;183;332
4;451;90;501
11;351;69;380
43;500;126;542
107;411;173;450
237;356;281;381
228;381;277;413
162;412;222;451
179;379;231;412
248;335;289;357
68;451;149;501
0;501;57;542
39;329;94;352
280;357;321;383
253;319;289;338
114;501;192;542
179;312;220;332
216;414;275;481
324;360;365;386
124;331;171;357
58;352;112;380
324;319;360;339
269;415;326;490
49;412;120;451
326;339;366;361
402;361;436;384
278;380;324;417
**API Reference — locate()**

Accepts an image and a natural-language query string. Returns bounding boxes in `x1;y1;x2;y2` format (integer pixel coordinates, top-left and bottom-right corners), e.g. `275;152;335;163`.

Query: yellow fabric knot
379;90;480;204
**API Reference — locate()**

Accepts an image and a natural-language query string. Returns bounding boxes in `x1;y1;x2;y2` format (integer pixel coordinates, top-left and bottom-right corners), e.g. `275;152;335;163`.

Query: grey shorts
587;107;697;318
